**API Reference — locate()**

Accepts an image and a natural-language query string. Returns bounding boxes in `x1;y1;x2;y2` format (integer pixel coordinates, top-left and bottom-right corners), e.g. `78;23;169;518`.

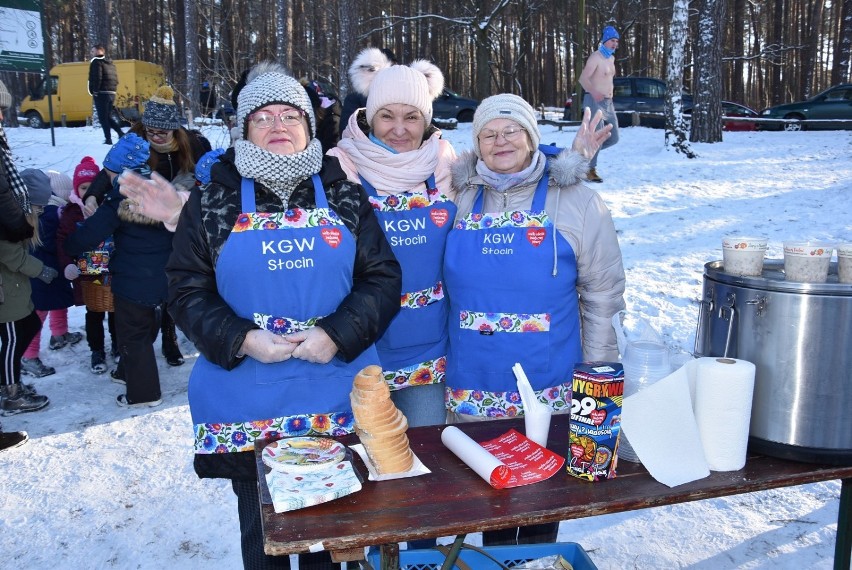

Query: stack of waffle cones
350;365;414;474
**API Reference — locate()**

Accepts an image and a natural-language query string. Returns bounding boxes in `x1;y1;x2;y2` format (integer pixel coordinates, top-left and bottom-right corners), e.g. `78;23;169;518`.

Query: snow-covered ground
1;120;850;569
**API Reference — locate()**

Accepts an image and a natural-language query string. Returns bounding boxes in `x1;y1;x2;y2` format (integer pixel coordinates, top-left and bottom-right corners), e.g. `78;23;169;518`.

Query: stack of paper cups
694;358;756;471
619;341;671;463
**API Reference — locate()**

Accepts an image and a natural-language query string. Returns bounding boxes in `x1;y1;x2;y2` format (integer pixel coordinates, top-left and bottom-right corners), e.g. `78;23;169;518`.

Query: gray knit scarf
0;126;31;214
234;138;324;203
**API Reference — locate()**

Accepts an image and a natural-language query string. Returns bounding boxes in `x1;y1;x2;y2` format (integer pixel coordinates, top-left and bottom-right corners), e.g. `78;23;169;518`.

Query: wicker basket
80;280;114;312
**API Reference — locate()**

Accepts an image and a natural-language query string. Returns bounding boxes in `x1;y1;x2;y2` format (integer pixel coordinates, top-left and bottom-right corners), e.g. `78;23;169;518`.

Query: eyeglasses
248;110;305;129
477;126;527;145
145;128;172;139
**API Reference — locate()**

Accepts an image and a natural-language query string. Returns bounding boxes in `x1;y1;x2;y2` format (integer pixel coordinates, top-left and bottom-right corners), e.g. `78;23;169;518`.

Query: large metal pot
695;260;852;464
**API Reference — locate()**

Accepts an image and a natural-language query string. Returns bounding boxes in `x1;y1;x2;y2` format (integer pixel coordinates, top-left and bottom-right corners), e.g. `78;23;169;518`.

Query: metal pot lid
704;260;852;295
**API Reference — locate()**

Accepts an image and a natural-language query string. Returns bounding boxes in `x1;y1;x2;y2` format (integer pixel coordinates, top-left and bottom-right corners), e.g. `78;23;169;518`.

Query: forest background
1;0;850;130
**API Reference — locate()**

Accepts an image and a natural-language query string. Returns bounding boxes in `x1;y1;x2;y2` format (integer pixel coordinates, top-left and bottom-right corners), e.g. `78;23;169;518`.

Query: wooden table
258;415;852;570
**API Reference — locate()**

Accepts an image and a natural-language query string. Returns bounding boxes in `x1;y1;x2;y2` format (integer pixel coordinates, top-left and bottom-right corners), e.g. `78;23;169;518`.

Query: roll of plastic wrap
694;357;756;471
441;426;511;489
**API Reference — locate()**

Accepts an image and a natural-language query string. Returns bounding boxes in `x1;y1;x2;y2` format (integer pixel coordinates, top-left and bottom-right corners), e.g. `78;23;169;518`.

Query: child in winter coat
1;167;57;415
65;135;173;408
19;169;82;378
56;157;117;374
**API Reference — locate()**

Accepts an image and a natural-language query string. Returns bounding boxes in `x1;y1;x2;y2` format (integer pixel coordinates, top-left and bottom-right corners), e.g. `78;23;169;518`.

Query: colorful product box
567;362;624;481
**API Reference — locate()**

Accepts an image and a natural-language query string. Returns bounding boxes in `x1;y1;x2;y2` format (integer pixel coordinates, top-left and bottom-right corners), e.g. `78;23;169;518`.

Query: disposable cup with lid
783;241;833;283
722;236;768;276
837;243;852;284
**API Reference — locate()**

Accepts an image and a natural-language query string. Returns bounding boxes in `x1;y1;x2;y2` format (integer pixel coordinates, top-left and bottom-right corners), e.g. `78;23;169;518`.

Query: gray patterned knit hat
238;62;316;139
143;85;181;130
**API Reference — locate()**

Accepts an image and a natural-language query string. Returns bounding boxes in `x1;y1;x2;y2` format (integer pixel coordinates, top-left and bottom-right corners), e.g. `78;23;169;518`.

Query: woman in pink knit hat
327;48;457;431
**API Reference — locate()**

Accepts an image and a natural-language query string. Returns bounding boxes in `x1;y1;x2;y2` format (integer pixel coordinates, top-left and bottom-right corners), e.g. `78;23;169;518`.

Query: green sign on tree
0;0;45;73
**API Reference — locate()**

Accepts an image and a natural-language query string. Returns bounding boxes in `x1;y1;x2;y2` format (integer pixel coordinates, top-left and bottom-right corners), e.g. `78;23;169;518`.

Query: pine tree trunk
664;0;696;158
690;0;725;143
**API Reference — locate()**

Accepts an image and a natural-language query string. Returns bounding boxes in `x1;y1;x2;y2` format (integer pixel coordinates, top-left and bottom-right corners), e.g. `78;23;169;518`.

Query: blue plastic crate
367;542;597;570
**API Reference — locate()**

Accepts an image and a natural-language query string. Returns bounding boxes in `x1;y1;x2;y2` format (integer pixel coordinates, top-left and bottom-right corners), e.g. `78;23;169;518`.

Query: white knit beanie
47;170;73;201
237;61;316;139
471;94;541;158
364;61;444;125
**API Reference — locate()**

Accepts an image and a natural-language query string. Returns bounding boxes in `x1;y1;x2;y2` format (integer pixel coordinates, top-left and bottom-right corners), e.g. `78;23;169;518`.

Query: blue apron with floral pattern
443;170;581;416
189;175;379;453
359;175;456;389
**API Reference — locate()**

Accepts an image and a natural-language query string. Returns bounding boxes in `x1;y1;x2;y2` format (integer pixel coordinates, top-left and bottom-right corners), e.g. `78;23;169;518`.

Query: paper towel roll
693;357;756;471
441;426;511;489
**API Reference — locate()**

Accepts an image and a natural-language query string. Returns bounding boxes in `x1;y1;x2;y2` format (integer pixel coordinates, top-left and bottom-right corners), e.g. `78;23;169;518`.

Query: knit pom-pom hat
237;61;316;139
142;85;181;130
73;156;100;194
361;60;445;125
348;48;394;97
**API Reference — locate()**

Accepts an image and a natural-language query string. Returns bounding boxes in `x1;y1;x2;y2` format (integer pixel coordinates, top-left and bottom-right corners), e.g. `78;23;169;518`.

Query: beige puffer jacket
450;149;626;361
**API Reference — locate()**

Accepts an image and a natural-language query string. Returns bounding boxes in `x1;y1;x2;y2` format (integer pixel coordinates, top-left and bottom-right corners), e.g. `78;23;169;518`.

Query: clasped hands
239;327;338;365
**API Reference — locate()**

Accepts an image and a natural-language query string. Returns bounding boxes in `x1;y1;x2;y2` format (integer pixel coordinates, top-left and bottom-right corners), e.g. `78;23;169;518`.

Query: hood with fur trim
116;199;165;226
450;148;589;195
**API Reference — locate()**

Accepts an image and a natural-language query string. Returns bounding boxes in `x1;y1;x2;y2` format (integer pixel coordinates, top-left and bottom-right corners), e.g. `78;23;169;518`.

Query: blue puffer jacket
64;183;173;307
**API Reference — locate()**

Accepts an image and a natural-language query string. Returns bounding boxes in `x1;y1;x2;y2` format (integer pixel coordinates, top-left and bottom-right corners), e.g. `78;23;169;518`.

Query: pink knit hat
349;48;445;125
73;156;100;196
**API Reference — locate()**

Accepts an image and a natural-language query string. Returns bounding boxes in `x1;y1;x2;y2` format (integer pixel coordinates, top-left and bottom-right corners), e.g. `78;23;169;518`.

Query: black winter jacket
167;149;401;371
88;56;119;94
0;159;33;243
64;184;173;307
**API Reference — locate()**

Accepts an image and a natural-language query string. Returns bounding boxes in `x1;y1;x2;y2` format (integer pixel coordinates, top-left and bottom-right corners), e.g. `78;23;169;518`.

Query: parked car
432;88;479;122
759;84;852;131
564;77;692;128
565;78;758;131
719;101;759;131
684;101;760;132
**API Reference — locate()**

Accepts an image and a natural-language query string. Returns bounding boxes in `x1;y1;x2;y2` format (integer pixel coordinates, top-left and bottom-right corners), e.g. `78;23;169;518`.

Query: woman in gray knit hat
444;95;625;545
165;61;401;570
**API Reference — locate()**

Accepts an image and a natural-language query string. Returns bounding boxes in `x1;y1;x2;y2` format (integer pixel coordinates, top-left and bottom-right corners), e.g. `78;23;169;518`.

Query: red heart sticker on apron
527;227;546;247
430;208;449;227
589;409;607;426
321;227;342;248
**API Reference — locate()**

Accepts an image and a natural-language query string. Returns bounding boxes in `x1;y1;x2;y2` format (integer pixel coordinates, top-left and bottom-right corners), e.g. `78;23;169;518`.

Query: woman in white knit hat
444;94;625;544
327;47;457;429
165;61;400;570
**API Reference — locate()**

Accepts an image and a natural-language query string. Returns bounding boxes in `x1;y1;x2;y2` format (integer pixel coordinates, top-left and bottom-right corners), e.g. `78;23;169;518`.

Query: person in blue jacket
166;62;401;570
64;134;172;408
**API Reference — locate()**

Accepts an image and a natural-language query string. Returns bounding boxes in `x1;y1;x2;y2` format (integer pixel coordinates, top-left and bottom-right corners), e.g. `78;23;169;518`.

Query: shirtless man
579;26;621;182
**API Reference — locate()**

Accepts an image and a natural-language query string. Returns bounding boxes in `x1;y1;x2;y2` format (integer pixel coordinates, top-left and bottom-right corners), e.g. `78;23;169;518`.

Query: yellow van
20;59;166;128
